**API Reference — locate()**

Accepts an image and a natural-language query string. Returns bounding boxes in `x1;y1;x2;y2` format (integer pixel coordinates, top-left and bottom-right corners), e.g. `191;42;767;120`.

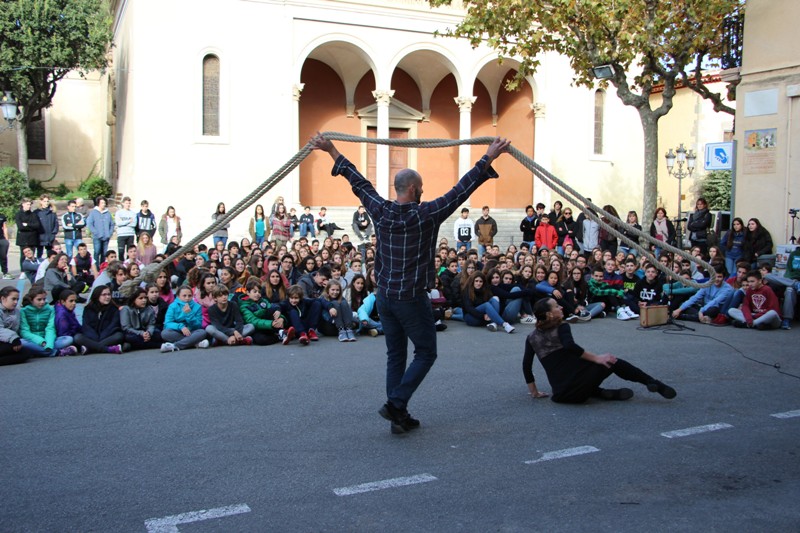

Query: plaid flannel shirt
332;154;497;300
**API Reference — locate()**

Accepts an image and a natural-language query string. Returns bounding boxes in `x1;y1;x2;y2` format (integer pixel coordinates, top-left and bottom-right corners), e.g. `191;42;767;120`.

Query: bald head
394;169;421;195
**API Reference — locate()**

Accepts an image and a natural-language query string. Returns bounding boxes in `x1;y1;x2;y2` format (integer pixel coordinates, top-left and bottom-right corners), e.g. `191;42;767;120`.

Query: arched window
593;89;605;155
202;54;220;136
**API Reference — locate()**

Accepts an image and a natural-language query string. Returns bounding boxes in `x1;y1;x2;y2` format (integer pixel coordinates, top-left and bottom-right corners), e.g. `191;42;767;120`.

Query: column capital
531;102;546;118
292;83;305;102
372;90;395;106
455;96;477;112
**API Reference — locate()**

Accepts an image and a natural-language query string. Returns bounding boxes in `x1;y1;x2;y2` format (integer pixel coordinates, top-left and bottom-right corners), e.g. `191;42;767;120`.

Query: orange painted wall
490;74;534;209
299;59;363;207
417;74;460;199
299;62;534;208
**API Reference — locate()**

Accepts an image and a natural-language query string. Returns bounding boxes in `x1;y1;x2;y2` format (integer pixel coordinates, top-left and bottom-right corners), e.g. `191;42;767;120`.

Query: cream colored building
0;0;736;246
731;0;800;246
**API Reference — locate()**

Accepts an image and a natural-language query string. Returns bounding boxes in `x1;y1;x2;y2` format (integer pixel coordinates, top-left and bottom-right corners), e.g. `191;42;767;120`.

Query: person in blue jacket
85;196;115;265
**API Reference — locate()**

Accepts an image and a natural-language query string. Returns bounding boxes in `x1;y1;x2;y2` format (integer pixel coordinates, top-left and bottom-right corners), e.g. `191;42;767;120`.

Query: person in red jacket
534;214;558;251
727;270;782;329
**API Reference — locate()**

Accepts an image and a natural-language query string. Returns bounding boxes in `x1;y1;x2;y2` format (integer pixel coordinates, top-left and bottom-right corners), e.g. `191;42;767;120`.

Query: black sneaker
647;380;677;399
379;402;420;433
598;387;634;401
732;320;747;328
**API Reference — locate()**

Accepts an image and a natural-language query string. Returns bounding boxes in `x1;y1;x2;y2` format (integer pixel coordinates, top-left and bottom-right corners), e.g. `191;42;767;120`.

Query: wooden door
367;127;408;200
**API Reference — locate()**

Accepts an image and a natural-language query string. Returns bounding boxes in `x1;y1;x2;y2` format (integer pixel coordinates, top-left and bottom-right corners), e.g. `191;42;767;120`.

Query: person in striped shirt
311;132;510;434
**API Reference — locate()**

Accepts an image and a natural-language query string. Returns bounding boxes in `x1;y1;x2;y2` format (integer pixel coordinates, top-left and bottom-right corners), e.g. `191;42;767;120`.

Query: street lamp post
664;143;696;250
1;92;19;132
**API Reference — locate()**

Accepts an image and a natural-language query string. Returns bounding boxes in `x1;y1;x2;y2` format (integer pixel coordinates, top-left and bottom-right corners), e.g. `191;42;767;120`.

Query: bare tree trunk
639;109;660;232
15;122;28;178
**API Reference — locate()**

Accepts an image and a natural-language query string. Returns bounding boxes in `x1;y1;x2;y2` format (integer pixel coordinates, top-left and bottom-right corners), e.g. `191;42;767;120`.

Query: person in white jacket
115;196;137;258
453;208;475;251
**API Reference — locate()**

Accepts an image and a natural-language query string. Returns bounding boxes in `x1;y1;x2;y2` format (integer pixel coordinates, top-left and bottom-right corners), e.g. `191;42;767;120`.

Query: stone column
372;90;394;197
531;102;552;209
290;83;305;206
455;96;477;207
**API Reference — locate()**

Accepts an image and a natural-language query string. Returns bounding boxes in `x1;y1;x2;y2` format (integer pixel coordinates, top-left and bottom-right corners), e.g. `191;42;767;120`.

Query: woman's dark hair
726;217;745;248
127;287;147;307
197;272;217;298
86;285;112;311
156;269;173;295
57;289;77;303
534;297;561;329
22;286;47;307
0;286;20;300
216;202;226;214
347;273;368;309
46;252;68;271
466;271;490;303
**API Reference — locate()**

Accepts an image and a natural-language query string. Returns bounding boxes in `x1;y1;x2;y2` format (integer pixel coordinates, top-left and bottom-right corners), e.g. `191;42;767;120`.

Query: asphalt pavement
1;316;799;532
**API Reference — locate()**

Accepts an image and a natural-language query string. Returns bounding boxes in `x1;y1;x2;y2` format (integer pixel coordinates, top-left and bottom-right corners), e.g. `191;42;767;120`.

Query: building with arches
0;0;735;245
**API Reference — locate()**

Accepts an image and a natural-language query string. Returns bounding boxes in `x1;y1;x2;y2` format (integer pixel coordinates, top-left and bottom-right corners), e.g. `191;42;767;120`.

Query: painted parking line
524;445;600;464
145;503;251;533
660;423;733;439
771;409;800;419
333;473;437;496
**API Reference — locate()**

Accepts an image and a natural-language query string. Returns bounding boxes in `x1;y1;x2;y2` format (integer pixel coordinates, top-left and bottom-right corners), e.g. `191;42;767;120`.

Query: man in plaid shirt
311;133;510;434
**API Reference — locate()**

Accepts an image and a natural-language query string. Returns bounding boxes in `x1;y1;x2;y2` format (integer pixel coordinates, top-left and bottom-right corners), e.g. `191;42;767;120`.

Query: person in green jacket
238;278;283;346
19;287;77;356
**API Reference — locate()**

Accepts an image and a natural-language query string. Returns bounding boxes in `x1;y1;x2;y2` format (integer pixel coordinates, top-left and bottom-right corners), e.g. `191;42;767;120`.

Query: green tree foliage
0;0;113;176
428;0;741;226
81;176;112;201
0;166;31;222
693;170;732;211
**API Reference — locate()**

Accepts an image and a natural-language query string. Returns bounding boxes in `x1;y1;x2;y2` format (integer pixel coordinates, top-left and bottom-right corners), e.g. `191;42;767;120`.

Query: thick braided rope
121;133;712;296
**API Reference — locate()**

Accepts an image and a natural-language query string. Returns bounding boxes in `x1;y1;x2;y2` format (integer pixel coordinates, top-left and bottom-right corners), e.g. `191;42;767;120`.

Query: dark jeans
0;342;29;366
117;235;135;258
0;238;9;274
552;358;653;404
285;299;322;334
93;238;109;266
124;331;163;351
376;291;437;411
36;244;53;261
74;332;124;354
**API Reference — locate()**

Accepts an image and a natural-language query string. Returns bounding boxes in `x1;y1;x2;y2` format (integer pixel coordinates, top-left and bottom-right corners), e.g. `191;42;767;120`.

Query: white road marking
661;423;733;438
144;503;251;533
771;409;800;419
524;445;600;464
333;473;437;496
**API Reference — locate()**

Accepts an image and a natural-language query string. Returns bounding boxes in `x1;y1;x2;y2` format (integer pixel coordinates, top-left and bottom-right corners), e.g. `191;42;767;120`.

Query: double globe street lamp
665;143;696;249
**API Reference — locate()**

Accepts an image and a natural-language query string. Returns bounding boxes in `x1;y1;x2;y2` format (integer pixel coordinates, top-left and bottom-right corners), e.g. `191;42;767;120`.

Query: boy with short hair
70;242;98;287
621;259;641;310
98;250;117;273
115;196;136;258
206;284;255;346
728;270;782;329
634;264;664;307
300;205;317;238
61;199;86;259
588;265;627;319
238;278;283;345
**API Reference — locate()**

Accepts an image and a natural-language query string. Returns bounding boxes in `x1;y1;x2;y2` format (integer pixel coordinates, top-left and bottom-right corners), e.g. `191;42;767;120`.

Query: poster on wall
743;128;777;174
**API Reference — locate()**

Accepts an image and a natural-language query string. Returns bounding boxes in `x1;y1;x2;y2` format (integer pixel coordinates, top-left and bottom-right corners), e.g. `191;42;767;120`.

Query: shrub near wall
0;167;31;223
